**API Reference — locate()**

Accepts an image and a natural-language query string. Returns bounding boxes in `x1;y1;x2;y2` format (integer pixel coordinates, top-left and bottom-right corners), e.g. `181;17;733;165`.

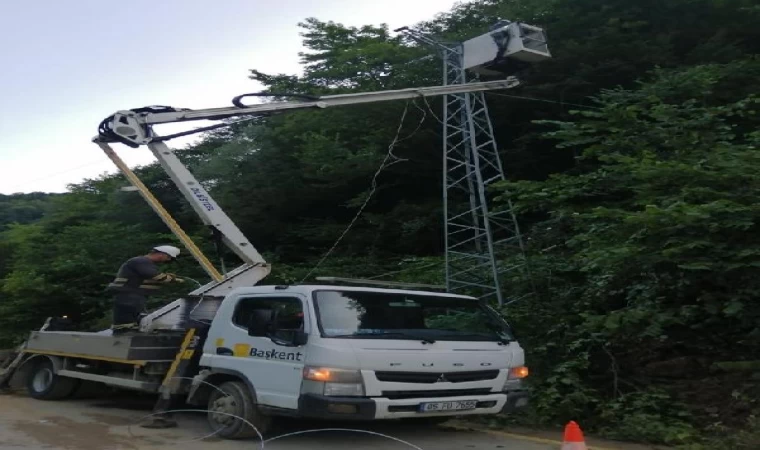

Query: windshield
313;290;514;342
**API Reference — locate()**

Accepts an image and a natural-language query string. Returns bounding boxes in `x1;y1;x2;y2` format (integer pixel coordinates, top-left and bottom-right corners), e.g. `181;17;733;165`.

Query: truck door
219;294;308;410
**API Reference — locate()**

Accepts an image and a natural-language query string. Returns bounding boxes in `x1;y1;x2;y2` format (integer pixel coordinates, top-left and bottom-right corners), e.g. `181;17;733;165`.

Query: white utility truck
0;22;551;438
3;284;528;438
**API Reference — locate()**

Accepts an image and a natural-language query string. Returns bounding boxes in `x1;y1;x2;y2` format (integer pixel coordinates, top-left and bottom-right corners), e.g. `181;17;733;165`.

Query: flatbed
1;322;203;399
24;331;185;363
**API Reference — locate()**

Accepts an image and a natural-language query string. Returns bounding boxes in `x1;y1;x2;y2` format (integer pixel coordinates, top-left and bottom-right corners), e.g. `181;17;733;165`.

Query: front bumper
297;393;510;420
298;394;376;420
500;389;529;413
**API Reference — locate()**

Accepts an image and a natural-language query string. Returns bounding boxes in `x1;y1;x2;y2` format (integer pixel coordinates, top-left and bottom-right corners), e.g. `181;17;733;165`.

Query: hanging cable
300;101;427;283
367;260;443;280
209;226;227;275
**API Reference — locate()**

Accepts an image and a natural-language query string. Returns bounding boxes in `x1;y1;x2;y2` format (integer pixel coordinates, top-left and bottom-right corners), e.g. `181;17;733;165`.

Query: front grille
375;370;499;384
381;388;492;400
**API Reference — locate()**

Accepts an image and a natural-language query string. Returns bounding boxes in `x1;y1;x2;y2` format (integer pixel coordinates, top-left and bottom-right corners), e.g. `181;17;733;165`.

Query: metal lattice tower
399;30;530;305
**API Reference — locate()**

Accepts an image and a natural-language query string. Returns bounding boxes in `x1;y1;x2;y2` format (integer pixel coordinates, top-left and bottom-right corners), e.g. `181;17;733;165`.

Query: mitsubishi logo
436;374;448;383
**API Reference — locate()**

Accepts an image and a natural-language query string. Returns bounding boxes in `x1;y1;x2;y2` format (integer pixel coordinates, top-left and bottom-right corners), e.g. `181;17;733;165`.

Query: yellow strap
161;329;197;387
97;143;223;282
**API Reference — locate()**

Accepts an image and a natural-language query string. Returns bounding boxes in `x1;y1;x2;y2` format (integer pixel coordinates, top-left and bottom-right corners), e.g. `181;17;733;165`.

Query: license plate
419;400;478;413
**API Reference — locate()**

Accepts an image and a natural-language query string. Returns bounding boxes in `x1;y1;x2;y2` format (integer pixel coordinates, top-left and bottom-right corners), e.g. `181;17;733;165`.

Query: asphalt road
0;392;658;450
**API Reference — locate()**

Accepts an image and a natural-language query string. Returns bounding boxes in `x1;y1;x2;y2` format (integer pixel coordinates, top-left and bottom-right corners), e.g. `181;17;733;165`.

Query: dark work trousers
112;292;147;327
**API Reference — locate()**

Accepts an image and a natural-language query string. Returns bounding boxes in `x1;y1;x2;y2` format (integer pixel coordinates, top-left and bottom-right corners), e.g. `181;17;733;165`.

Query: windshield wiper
436;333;512;344
375;331;436;344
338;331;436;344
326;332;435;343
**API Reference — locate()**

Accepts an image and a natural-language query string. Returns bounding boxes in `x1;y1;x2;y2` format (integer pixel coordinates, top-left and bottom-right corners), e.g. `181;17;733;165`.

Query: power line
416;90;601;135
484;91;602;110
300;101;427;283
367;260;442;280
417;89;602;116
4;160;106;193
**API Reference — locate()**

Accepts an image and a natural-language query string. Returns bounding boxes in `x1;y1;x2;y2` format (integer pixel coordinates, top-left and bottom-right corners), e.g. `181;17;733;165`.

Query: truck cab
196;285;529;433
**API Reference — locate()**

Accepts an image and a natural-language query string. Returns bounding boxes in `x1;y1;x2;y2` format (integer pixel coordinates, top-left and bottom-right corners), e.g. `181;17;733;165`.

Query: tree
2;1;760;445
495;58;760;444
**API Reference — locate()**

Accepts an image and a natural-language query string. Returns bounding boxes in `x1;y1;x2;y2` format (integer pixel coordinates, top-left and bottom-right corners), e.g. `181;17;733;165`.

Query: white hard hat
152;245;181;259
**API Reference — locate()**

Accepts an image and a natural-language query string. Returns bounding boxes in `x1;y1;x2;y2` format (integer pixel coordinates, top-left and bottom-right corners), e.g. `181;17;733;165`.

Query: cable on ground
126;377;427;449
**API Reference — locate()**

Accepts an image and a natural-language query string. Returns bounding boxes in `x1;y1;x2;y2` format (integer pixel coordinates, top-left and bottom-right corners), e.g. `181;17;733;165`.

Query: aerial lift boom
0;25;546;431
94;78;520;330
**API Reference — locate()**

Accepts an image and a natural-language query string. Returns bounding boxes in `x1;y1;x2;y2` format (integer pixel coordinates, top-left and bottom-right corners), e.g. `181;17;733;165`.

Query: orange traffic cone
561;421;588;450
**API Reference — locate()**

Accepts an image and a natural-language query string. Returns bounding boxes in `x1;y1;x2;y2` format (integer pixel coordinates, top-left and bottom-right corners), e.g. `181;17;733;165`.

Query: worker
106;245;185;334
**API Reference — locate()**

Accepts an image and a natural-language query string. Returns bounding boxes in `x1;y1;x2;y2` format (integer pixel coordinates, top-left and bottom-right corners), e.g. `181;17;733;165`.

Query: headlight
508;365;529;380
503;366;528;391
302;366;365;397
303;367;362;383
324;382;364;396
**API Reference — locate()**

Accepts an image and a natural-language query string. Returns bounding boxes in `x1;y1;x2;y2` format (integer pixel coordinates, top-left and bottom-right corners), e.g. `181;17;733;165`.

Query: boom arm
98;79;518;148
94;78;520;300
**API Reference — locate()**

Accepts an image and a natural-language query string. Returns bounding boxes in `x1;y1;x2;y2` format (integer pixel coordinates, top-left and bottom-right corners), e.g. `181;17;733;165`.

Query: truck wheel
207;381;271;439
26;358;79;400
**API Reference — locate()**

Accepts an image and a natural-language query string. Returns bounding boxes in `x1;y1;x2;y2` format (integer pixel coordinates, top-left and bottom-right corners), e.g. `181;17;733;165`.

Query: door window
232;296;304;341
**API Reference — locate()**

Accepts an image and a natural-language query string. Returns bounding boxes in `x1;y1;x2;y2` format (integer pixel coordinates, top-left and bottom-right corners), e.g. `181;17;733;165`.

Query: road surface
0;392;654;450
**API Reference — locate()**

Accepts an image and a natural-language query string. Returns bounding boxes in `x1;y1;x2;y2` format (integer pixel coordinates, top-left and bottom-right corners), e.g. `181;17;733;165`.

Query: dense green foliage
1;0;759;446
494;59;760;447
0;193;56;229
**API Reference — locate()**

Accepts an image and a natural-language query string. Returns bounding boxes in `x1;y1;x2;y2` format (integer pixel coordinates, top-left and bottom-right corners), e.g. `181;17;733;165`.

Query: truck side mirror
247;309;272;337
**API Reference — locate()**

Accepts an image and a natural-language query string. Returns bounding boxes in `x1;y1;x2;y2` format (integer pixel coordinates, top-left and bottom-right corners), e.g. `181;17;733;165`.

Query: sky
0;0;460;194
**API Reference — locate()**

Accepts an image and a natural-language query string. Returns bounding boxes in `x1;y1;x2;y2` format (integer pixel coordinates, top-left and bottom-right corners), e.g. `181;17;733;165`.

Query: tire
26;358;79;400
207;381;272;439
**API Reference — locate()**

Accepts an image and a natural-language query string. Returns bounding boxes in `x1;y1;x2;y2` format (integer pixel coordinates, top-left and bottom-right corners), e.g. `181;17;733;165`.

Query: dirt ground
0;392;659;450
